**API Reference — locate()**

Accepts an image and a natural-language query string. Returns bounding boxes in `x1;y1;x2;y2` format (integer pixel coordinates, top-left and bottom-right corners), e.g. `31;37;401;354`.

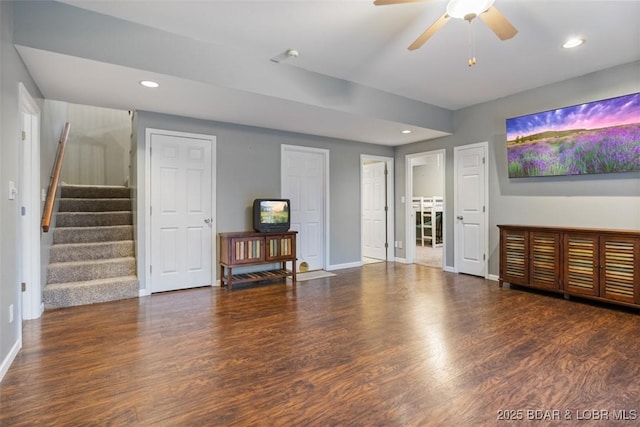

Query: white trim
281;144;330;271
394;257;409;264
0;338;22;383
443;266;456;273
405;149;446;267
453;141;489;278
143;128;217;294
18;83;42;320
487;274;499;282
327;261;361;271
138;289;148;297
360;155;395;263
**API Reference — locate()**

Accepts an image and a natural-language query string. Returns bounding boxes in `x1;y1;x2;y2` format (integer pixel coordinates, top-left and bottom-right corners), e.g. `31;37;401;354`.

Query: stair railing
42;122;70;232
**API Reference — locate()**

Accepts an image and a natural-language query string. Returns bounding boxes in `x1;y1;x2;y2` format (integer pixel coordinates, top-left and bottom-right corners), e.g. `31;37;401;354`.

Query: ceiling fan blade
479;6;518;40
408;13;450;50
373;0;431;6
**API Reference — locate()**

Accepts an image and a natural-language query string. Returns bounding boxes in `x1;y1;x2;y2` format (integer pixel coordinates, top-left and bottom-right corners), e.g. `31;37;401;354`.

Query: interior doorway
405;150;445;269
19;83;42;320
361;155;394;264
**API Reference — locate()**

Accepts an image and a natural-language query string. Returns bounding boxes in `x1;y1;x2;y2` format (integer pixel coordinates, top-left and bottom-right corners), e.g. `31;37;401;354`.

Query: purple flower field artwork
506;92;640;178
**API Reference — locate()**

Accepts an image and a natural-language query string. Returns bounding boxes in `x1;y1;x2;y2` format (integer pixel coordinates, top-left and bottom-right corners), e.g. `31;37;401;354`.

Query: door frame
360;155;394;262
453;141;489;277
405;149;446;266
19;83;42;320
144;128;217;293
281;144;330;271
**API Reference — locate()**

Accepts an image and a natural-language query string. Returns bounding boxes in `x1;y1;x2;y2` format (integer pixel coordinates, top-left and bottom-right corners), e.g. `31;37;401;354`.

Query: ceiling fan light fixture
446;0;495;20
562;37;585;49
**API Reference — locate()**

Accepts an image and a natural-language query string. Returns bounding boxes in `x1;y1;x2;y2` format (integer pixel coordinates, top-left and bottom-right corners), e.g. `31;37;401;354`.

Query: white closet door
362;161;386;260
455;143;487;277
150;131;214;292
281;146;328;271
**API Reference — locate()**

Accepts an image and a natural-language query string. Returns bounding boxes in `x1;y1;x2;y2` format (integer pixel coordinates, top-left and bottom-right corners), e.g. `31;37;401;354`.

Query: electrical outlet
9;304;14;323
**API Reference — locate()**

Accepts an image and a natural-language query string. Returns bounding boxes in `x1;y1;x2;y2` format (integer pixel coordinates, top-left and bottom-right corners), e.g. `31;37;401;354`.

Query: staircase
43;185;139;310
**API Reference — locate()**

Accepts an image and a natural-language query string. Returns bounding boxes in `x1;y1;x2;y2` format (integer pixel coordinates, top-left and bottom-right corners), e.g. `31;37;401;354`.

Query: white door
150;131;215;293
281;146;327;271
362;161;387;260
455;143;487;277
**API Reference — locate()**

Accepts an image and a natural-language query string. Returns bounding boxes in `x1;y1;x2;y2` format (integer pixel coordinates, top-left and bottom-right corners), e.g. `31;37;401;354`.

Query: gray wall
413;155;444;197
60;103;131;186
134;111;393;291
0;0;43;376
394;60;640;274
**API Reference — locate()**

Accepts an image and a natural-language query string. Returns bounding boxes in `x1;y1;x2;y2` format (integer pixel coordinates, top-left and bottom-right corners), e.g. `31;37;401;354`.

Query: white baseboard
138;289;148;297
394;257;408;264
443;266;455;273
326;261;361;271
0;338;22;383
487;274;499;282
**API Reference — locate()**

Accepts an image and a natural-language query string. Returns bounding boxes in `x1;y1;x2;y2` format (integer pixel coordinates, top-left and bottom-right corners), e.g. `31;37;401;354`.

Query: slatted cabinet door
500;228;529;285
563;233;599;297
529;231;561;290
229;236;264;265
265;234;296;262
600;236;639;304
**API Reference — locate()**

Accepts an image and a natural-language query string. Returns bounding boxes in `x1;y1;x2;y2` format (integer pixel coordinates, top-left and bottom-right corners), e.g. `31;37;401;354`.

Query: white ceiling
16;0;640;146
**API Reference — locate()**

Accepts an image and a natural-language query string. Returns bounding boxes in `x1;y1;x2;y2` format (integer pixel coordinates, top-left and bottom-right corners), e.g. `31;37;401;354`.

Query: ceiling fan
374;0;517;62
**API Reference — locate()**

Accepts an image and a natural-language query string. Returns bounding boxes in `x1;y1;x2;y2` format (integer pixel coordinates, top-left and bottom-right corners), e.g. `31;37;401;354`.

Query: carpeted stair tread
43;275;139;310
59;198;132;212
50;241;135;263
53;225;133;244
45;184;138;310
61;185;130;199
47;257;136;284
56;211;132;227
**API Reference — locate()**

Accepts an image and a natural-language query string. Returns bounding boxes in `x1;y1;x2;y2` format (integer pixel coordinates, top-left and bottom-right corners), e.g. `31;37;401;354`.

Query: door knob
457;215;464;220
204;218;212;224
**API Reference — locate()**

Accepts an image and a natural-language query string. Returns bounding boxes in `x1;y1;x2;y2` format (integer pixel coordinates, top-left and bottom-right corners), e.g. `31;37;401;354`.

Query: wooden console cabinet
219;231;297;290
499;225;640;309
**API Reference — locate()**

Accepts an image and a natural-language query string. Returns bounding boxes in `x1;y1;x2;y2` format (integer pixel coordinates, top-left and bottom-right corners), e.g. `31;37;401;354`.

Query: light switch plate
8;181;17;200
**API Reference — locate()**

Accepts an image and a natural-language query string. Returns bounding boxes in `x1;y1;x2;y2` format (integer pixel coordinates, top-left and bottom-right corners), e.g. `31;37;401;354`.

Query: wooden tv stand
219;231;297;291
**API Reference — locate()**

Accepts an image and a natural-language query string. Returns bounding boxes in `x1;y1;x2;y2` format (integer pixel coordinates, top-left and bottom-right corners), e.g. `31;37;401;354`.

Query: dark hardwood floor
2;263;639;426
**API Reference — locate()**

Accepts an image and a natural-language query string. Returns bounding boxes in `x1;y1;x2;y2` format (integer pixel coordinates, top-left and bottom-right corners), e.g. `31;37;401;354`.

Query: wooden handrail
42;122;70;232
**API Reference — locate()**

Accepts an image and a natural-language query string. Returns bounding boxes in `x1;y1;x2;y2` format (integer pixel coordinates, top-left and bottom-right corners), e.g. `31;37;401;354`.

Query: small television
253;199;290;233
506;92;640;178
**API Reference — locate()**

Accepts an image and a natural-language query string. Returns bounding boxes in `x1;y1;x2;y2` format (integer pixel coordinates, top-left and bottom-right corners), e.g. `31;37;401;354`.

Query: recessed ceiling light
401;129;412;134
562;37;585;49
140;80;159;88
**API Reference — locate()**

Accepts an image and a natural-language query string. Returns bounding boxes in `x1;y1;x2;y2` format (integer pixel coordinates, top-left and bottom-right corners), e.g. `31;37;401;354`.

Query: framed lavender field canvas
506;92;640;178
